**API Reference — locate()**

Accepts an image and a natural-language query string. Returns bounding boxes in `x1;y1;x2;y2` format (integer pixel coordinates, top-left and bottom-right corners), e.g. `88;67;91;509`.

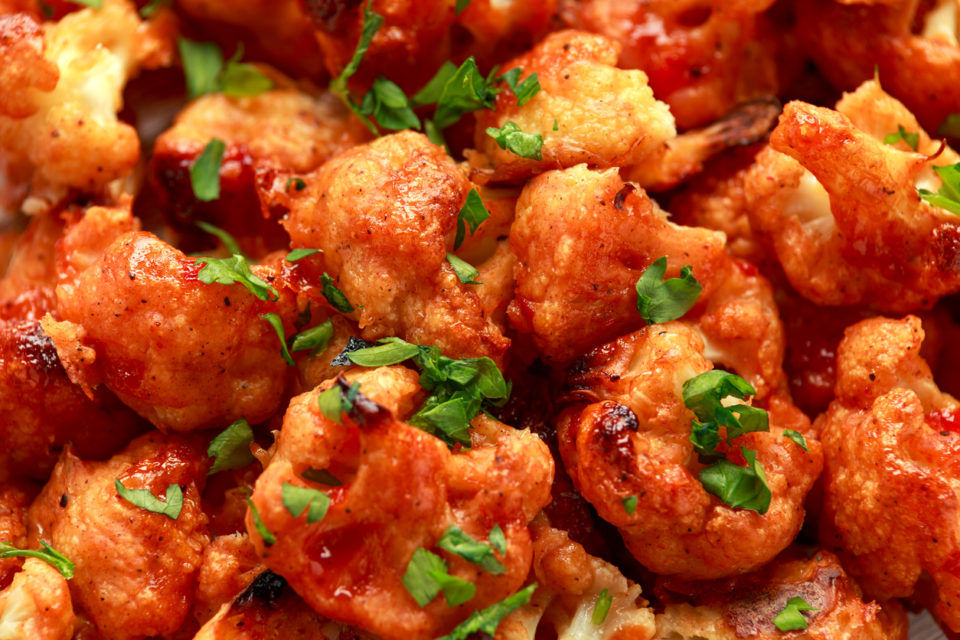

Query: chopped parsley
883;125;919;151
320;273;354;313
783;429;809;452
114;478;183;520
454;188;490;250
281;482;330;524
699;447;772;514
359;76;420;131
592;589;612;625
207;418;256;475
0;542;75;579
918;163;960;216
489;525;506;554
499;68;540;107
69;0;102;8
621;495;637;515
195;220;243;256
291;319;334;354
635;256;702;325
431;58;501;129
139;0;169;17
329;1;384;134
261;312;295;366
286;177;307;192
189;138;226;202
219;44;274;98
285;248;320;262
447;253;481;284
940;114;960;138
196;254;279;301
245;494;275;546
178;39;272;100
436;584;537;640
454;0;471;15
437;525;506;575
773;596;819;631
403;548;475;607
485;121;543;160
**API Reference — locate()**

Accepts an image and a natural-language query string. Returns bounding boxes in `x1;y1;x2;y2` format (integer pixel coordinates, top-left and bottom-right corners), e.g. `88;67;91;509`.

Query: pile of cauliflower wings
2;1;960;639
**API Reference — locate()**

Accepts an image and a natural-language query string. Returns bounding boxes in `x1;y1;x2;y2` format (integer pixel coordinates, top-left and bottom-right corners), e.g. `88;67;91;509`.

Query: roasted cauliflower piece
247;366;554;640
41;224;296;432
151;87;370;258
467;30;675;184
496;517;655;640
560;0;788;130
796;0;960;134
281;131;510;363
0;481;35;585
508;164;729;364
0;558;74;640
745;80;960;312
0;0;174;213
26;432;208;640
653;549;908;640
818;315;960;631
556;323;822;580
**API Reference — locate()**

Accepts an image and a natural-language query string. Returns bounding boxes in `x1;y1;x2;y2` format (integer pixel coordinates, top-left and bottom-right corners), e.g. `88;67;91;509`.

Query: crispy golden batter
818;315;960;631
653;549;908;640
497;517;656;640
26;432;208;639
747;80;960;311
560;0;786;130
467;30;675;184
0;481;35;586
248;366;553;640
43;230;296;432
0;0;174;212
152;87;370;258
556;323;822;580
282;131;510;363
508;164;728;364
0;558;74;640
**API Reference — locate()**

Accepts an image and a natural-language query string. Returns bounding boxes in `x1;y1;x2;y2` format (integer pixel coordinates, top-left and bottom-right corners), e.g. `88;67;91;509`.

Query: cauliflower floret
151;87;371;259
559;0;788;130
0;0;174;213
0;482;35;586
508;164;729;364
41;228;296;432
466;30;675;184
26;432;208;640
747;80;960;311
247;366;554;640
817;315;960;631
653;549;908;640
0;558;74;640
556;322;822;580
281;131;510;363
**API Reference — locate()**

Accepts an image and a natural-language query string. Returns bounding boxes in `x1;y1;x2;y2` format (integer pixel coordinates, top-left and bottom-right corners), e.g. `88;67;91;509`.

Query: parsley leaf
437;525;506;575
195;221;243;257
70;0;102;8
317;378;367;426
447;253;481;284
139;0;169;17
345;336;420;366
178;38;224;99
207;418;255;475
286;177;307;192
114;478;183;520
592;589;612;625
433;58;500;129
291;319;334;354
455;0;471;15
485;121;543;160
635;256;702;324
220;44;273;98
329;1;384;134
285;248;319;261
196;255;279;301
0;542;75;579
281;482;330;524
918;163;960;216
261;312;295;366
359;76;420;131
883;124;919;151
773;596;819;631
783;429;809;451
699;447;771;514
413;62;457;106
489;525;506;555
940;114;960;138
454;188;490;250
190;138;226;202
436;584;537;640
320;273;354;313
621;495;637;515
403;548;475;607
682;370;768;457
245;494;275;546
500;68;540;107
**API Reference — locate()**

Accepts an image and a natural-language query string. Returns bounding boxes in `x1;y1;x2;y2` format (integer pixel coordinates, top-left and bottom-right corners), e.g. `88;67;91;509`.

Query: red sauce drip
926;407;960;434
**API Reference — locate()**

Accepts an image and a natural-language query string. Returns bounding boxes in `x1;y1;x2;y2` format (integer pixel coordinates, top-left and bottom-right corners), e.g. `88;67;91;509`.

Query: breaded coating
26;432;209;640
796;0;960;134
746;80;960;311
0;481;35;586
653;549;908;640
497;517;655;640
818;315;960;631
0;0;174;212
42;231;296;432
193;533;264;626
556;323;822;579
467;30;676;184
152;87;370;258
508;164;728;363
282;131;510;363
247;366;554;640
560;0;787;129
0;558;74;640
